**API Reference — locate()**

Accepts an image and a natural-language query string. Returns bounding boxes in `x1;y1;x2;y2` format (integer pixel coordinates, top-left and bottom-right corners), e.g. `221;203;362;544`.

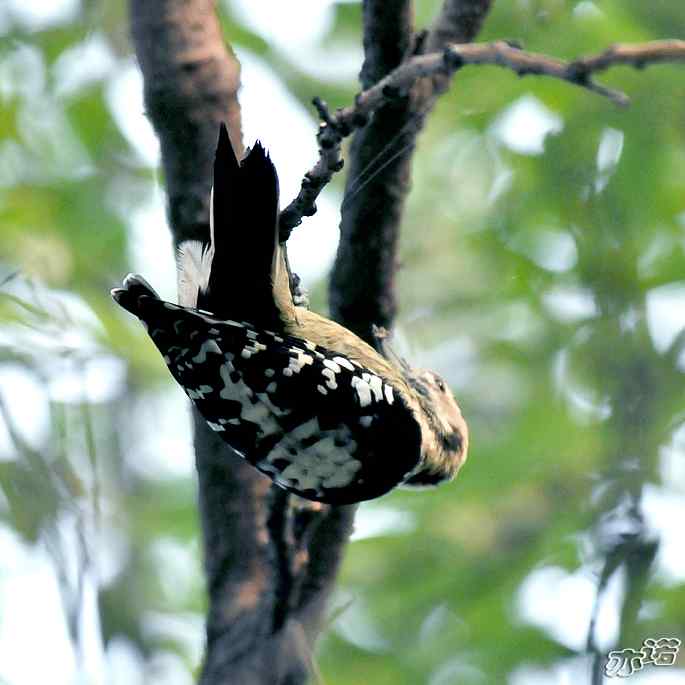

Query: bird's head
403;368;469;486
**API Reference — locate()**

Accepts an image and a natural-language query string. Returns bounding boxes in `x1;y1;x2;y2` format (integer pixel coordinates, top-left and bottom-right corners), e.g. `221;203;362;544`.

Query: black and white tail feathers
177;123;281;326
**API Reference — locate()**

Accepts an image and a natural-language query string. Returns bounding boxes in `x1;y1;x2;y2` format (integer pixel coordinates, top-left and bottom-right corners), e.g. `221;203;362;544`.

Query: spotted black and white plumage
114;275;422;503
112;124;469;504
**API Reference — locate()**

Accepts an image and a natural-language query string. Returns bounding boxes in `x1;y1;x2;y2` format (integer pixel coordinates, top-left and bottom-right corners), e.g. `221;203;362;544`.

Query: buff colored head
403;369;469;486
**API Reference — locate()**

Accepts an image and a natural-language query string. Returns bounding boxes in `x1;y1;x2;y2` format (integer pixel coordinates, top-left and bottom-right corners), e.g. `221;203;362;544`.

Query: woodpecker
112;124;468;504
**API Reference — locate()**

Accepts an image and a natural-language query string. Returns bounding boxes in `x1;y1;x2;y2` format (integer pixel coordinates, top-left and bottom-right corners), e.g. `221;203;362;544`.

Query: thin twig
278;98;346;240
573;40;685;74
280;39;685;234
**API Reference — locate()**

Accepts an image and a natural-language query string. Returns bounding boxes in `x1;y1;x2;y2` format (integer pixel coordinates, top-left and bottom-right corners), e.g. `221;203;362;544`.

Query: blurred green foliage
0;1;684;683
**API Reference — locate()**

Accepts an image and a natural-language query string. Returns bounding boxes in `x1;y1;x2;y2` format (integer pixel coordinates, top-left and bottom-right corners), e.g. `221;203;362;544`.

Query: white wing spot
322;368;338;390
265;368;275;377
192;339;221;363
384;384;395;405
351;376;372;407
359;415;373;428
266;382;277;393
317;384;328;396
323;359;342;374
333;356;355;371
255;393;289;418
286;350;313;375
240;400;279;435
241;341;267;359
362;373;384;402
219;363;238;399
207;421;225;432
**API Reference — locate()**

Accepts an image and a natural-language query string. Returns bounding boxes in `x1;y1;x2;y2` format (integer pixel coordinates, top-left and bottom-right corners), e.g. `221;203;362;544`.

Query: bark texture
329;0;493;346
130;2;303;682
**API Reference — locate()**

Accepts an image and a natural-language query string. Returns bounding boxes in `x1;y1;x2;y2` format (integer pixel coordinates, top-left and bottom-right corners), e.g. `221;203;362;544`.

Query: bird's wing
115;281;421;503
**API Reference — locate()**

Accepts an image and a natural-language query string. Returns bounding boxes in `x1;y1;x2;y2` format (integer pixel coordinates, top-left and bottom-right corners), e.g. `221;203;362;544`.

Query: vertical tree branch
294;0;495;674
294;0;496;666
329;0;493;345
329;0;416;344
423;0;494;96
131;0;243;248
129;2;294;683
425;0;494;53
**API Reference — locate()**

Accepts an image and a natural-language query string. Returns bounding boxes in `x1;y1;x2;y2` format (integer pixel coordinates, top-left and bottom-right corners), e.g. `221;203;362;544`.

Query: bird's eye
434;376;446;392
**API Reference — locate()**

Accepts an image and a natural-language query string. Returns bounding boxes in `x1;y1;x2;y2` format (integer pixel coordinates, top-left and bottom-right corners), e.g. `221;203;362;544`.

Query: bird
112;124;468;504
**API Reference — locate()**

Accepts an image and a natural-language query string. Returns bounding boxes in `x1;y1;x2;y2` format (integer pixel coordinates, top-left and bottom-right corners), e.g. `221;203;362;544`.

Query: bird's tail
111;273;160;317
112;271;212;366
175;123;281;325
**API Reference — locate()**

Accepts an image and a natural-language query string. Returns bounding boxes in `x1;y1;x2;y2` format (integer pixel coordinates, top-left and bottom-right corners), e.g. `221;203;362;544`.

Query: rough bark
328;0;416;345
131;0;243;247
329;0;494;346
425;0;494;53
130;2;307;682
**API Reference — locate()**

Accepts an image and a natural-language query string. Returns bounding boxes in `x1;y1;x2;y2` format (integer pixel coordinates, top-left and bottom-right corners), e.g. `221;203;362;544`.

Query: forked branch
280;39;685;235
